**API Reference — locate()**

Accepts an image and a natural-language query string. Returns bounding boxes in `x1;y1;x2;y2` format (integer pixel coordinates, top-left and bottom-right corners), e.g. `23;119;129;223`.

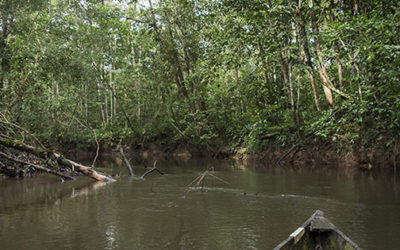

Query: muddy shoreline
64;143;399;171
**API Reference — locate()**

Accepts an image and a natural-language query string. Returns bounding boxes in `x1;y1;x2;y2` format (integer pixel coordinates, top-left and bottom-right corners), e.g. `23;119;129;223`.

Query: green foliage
0;0;399;153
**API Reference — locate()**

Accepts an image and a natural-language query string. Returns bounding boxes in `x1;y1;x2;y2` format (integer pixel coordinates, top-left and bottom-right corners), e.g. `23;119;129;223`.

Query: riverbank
63;142;399;171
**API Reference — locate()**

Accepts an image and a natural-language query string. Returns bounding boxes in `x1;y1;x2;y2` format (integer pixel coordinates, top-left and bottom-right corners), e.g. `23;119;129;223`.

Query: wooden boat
274;210;361;250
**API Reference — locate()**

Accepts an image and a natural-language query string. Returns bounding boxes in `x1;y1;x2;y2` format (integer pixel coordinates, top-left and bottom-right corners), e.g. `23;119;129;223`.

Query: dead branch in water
141;160;164;178
184;167;230;197
187;167;230;188
118;145;134;176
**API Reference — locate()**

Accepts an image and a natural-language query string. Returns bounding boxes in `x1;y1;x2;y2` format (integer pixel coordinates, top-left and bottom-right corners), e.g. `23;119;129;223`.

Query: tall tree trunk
336;49;344;90
148;0;189;100
296;74;301;128
104;90;109;121
279;51;298;129
330;10;344;90
97;80;105;124
258;41;270;86
296;2;322;111
337;37;361;101
288;64;299;130
310;1;334;107
0;7;11;90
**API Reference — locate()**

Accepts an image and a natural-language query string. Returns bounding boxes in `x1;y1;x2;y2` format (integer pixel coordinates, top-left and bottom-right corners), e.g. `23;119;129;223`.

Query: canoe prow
274;210;361;250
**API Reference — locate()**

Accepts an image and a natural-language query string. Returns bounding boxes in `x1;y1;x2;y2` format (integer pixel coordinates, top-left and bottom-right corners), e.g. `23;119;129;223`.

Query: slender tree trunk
85;84;88;122
0;8;10;90
97;80;105;124
109;67;113;120
322;84;334;107
279;50;298;129
310;1;334;107
258;41;270;86
113;80;117;116
337;37;361;101
353;60;362;101
288;64;298;129
130;43;141;121
330;11;344;91
309;71;322;110
296;3;322;111
296;74;301;126
112;42;117;116
148;0;189;100
336;49;344;90
105;90;109;121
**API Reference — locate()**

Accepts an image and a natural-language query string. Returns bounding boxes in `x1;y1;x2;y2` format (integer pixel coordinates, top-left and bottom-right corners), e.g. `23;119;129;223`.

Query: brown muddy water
0;159;399;249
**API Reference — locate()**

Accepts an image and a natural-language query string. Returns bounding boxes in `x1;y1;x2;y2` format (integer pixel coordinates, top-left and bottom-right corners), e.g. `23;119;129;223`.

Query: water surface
0;160;399;249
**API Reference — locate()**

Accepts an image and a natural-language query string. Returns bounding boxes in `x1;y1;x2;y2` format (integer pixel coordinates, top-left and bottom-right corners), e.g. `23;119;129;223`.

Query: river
0;159;399;249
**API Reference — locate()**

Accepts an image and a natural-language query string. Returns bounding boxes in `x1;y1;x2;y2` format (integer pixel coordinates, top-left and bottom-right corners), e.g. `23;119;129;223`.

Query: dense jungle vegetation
0;0;399;154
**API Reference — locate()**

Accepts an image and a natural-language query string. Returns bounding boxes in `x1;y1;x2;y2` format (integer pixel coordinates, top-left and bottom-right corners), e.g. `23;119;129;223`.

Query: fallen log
0;137;115;182
0;151;75;180
0;160;25;177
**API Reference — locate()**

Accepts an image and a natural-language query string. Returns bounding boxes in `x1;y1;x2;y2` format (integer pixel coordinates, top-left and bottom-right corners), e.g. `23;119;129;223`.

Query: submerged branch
141;160;164;178
187;167;230;188
184;168;230;197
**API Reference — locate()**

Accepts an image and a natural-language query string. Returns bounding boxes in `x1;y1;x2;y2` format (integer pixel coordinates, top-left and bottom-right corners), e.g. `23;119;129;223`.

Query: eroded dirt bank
64;143;399;171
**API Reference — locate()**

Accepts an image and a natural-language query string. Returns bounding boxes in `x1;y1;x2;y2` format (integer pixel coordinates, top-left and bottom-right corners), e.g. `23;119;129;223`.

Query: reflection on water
0;160;400;249
0;175;107;213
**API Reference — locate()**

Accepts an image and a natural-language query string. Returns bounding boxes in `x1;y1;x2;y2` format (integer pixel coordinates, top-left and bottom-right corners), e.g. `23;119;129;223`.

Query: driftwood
118;146;134;176
0;151;75;180
141;160;164;178
0;137;115;182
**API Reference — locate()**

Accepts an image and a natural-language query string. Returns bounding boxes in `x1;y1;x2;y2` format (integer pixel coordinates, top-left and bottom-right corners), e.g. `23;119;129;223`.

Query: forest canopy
0;0;399;153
